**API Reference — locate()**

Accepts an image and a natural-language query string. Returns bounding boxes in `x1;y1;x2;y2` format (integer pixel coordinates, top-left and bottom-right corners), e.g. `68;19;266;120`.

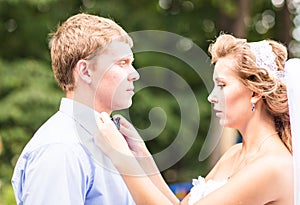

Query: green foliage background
0;0;294;204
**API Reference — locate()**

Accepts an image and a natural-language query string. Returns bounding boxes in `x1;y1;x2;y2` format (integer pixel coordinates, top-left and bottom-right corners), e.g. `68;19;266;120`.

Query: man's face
89;41;140;113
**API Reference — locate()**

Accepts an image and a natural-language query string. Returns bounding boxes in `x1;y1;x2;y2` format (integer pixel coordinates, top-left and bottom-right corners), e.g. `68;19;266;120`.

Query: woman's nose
207;90;217;103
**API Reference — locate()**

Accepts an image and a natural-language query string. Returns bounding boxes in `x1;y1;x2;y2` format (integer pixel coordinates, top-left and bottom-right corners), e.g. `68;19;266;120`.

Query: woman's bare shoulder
259;150;293;180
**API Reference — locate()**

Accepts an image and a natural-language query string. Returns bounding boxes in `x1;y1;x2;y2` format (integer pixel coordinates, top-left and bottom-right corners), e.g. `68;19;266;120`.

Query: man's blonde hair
49;13;133;92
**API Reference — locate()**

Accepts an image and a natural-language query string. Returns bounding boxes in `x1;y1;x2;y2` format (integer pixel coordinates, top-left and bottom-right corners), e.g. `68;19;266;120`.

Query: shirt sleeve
18;143;92;205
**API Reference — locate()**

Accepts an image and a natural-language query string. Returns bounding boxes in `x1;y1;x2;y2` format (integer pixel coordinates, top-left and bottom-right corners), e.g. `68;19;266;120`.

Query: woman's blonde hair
208;34;292;153
49;13;132;92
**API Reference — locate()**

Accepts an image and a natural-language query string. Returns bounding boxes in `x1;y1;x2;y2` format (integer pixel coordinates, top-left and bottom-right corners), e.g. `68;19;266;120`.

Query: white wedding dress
285;59;300;204
188;176;227;205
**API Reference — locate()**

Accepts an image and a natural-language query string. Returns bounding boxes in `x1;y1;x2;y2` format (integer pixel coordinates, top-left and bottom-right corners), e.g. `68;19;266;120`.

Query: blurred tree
0;58;63;204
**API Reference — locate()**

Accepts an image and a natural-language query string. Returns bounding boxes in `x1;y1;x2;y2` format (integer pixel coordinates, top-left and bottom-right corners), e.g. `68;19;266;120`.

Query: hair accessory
248;41;285;82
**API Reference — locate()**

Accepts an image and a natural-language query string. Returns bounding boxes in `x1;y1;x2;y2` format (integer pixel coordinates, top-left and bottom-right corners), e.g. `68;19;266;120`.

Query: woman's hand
114;114;151;157
95;112;132;157
96;112;150;158
96;112;150;176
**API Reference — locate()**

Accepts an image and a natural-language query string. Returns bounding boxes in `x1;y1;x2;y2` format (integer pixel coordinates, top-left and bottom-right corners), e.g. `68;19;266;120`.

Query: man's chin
113;100;132;111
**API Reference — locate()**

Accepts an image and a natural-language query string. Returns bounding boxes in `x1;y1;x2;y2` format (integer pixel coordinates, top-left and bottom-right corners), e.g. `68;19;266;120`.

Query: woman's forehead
214;57;237;77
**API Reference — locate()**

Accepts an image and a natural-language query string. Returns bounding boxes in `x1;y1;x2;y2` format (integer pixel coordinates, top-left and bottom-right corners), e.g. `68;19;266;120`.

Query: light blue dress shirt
12;98;135;205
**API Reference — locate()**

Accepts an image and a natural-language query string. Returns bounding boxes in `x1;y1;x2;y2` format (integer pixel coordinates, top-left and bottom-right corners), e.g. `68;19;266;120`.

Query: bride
95;34;294;205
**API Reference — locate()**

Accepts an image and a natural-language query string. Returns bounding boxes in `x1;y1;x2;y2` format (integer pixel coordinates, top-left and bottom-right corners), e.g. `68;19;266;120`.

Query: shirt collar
59;98;101;136
59;98;120;172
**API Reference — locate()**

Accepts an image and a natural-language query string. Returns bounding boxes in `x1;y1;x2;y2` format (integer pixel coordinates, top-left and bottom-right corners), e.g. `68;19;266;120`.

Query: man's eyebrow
113;55;134;61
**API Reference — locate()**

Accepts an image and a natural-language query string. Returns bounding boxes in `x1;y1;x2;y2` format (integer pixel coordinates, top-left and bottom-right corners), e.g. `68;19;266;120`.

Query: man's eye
119;59;131;67
119;60;126;65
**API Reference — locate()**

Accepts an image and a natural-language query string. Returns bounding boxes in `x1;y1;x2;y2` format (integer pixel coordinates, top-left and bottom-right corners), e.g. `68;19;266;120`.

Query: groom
11;13;139;204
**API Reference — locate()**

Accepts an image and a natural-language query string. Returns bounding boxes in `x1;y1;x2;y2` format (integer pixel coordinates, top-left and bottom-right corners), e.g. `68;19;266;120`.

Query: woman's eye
217;83;225;88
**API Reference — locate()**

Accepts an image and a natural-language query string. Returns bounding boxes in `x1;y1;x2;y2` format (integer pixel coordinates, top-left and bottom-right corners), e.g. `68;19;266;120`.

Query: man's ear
250;91;262;104
76;60;92;84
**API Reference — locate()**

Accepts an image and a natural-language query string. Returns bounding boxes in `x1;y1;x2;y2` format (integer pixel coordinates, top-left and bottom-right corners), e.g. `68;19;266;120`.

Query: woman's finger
100;112;112;123
113;114;132;128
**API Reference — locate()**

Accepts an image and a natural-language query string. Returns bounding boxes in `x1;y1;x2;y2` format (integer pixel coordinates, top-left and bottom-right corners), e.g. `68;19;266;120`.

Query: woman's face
208;57;253;128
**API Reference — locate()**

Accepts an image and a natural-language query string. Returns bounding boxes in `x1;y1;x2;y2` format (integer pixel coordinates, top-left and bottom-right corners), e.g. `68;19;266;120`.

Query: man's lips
126;87;134;95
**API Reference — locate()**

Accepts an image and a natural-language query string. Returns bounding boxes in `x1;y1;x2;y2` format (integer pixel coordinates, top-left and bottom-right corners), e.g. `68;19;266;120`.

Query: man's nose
128;66;140;81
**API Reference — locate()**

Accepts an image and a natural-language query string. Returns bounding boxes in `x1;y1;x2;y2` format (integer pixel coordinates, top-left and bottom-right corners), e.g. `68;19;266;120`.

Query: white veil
285;58;300;205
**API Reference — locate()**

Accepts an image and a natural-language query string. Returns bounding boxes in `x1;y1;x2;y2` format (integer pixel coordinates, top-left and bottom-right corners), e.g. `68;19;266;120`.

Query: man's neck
65;91;112;115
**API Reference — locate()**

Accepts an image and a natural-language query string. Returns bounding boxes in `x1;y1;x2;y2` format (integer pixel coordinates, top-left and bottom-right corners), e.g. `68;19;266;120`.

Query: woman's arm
96;112;180;205
114;153;178;205
135;155;180;204
96;112;292;205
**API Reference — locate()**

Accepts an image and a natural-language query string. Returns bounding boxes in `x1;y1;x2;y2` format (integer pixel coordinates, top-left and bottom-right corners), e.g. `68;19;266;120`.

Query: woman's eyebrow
214;76;225;82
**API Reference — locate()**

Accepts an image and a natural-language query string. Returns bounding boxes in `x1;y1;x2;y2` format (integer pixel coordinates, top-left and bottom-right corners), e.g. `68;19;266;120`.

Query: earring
251;103;255;112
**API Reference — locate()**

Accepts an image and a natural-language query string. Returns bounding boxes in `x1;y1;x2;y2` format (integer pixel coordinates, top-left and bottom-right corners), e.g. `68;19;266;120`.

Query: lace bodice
188;176;227;205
